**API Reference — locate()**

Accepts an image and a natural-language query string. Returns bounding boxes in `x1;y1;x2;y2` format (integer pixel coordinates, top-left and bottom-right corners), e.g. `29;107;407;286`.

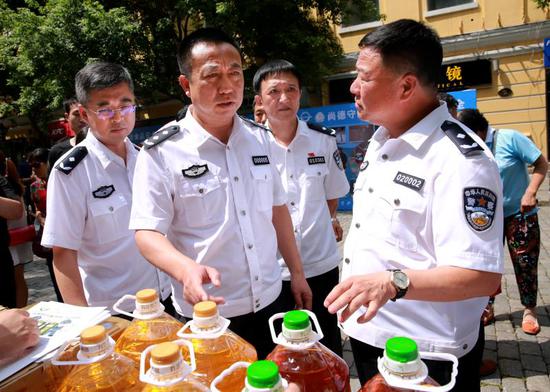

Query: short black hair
75;62;134;106
177;28;241;77
252;59;302;94
359;19;442;89
28;147;50;164
63;97;79;114
457;109;489;134
437;92;458;110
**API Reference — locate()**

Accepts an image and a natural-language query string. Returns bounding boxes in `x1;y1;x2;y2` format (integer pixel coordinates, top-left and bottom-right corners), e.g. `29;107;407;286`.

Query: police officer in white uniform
324;20;503;391
42;62;171;312
129;28;312;358
253;60;350;356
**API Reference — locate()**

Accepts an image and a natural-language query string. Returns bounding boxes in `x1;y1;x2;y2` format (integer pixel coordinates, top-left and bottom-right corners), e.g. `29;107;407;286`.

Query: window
341;0;380;27
427;0;474;11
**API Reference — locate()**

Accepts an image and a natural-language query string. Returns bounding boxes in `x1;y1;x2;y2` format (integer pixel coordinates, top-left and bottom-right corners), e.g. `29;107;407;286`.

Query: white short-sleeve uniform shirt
129;109;287;318
42;131;171;309
341;103;504;358
266;120;350;280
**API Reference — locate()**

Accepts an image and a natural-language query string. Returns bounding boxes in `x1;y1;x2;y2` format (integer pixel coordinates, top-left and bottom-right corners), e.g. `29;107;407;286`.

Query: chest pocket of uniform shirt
178;175;224;228
250;166;273;212
375;190;426;252
302;165;328;201
89;194;129;244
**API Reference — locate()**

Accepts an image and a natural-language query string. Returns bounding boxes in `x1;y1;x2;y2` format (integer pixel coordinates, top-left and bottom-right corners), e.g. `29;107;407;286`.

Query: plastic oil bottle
266;309;351;392
140;340;209;391
359;337;458;392
52;325;143;391
113;288;183;366
177;301;257;391
211;360;288;392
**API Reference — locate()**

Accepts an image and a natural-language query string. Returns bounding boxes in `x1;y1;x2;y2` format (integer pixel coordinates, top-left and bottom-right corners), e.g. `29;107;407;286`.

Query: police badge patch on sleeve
333;150;344;170
463;187;497;231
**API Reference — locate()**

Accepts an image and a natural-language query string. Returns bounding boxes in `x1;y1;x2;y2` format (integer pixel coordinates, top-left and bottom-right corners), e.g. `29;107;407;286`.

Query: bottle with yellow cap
140;340;209;391
177;301;257;391
51;325;143;391
360;337;458;392
113;288;183;366
266;310;351;392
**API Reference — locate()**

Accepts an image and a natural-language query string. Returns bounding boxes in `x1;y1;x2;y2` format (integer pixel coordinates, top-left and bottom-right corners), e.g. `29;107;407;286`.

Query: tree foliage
0;0;149;131
533;0;550;12
0;0;379;133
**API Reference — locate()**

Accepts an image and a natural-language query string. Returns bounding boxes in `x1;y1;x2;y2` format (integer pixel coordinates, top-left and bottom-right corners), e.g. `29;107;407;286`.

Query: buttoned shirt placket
225;128;264;312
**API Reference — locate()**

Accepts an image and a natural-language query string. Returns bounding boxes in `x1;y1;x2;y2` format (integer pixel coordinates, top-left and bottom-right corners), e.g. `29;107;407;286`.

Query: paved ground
24;206;550;390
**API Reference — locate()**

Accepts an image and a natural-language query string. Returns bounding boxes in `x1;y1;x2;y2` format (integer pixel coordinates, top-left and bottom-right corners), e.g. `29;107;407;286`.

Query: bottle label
80;339;110;358
151;357;184;381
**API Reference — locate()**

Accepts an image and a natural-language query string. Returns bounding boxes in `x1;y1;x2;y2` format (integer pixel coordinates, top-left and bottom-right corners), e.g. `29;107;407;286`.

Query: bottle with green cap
266;309;350;392
360;337;458;392
210;360;287;392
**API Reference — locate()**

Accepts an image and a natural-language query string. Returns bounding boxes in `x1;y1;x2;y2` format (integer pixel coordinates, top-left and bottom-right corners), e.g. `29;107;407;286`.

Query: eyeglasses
87;105;136;120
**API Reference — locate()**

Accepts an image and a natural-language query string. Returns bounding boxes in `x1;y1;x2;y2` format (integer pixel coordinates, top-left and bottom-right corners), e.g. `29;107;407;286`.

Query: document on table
0;301;110;382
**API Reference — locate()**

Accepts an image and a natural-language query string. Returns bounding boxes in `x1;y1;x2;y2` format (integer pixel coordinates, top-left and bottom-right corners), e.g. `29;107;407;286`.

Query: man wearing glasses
42;62;170;312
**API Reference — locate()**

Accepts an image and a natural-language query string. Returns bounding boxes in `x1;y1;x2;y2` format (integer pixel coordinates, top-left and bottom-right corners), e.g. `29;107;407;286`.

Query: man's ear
254;94;263;106
178;75;191;98
400;73;417;101
78;104;89;125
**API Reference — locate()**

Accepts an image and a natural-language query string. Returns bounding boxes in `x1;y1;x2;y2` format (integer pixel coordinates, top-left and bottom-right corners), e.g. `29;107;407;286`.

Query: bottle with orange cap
177;300;257;392
140;340;209;391
113;288;183;366
51;324;143;391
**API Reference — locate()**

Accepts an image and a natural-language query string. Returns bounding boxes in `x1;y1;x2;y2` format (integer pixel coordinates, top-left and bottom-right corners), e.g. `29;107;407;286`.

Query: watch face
394;271;409;289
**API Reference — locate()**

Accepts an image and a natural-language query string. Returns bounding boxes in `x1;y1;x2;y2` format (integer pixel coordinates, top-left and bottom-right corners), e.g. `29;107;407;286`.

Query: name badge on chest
393;171;425;192
252;155;270;165
307;156;326;165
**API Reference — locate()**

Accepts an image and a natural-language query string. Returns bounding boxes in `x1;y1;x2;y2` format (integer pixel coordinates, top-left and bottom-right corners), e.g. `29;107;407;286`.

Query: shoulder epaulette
307;122;336;137
133;144;141;151
240;116;271;132
143;125;180;150
55;146;88;175
441;120;484;157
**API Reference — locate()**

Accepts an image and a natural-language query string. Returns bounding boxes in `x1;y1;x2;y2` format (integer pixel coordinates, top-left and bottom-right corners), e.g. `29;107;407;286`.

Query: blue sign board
544;38;550;68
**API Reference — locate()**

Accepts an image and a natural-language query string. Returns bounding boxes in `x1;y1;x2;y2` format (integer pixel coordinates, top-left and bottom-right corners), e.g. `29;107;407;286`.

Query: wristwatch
388;269;409;301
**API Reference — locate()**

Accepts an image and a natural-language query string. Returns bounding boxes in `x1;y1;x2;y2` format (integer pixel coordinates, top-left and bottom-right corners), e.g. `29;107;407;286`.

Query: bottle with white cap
360;337;458;392
177;301;257;391
113;288;182;365
52;325;143;391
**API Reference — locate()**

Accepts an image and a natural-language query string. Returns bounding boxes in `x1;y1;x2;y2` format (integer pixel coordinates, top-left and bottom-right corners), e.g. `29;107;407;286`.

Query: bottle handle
50;336;115;366
112;294;137;319
381;351;458;392
210;361;289;392
177;316;231;340
210;361;251;392
113;294;165;320
268;310;324;349
139;339;197;387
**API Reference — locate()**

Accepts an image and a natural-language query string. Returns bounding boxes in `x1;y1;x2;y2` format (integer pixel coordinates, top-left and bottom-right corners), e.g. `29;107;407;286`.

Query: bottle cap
193;301;217;318
247;360;280;388
151;342;180;365
385;337;418;363
80;325;107;345
136;288;158;303
283;310;310;330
